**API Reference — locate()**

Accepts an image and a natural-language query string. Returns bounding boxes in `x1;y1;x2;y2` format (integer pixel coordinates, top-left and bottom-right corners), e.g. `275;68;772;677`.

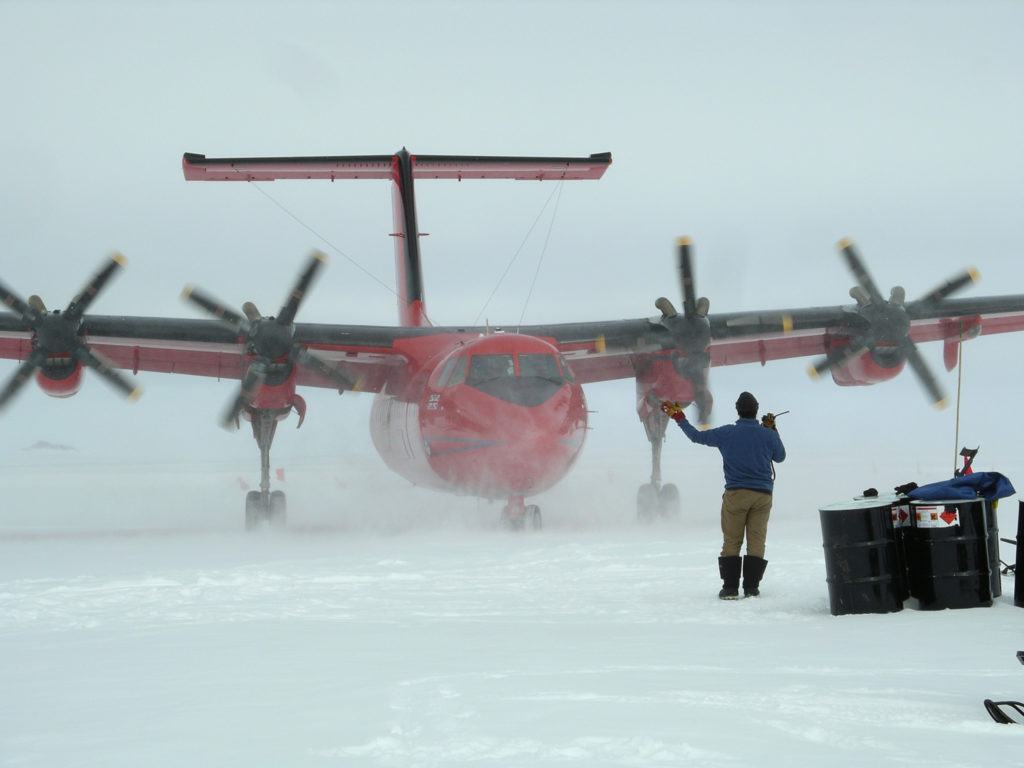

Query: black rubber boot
718;555;741;600
742;555;768;597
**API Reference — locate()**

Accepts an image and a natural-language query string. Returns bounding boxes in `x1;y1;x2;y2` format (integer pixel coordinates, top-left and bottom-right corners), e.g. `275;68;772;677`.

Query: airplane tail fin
183;149;612;327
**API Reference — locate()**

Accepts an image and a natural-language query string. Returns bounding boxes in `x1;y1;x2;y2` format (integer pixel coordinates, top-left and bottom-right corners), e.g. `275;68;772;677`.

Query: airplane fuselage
370;333;588;500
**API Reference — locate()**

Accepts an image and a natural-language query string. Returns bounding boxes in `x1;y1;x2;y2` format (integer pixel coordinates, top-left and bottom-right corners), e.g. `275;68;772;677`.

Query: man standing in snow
661;392;785;600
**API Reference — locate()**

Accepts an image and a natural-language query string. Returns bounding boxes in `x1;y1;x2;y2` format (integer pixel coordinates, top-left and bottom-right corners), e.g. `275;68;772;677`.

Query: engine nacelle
829;345;905;386
36;359;85;398
249;360;298;410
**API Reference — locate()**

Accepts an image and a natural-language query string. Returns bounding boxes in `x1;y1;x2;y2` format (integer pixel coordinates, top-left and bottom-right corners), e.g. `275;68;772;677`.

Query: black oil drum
890;500;913;602
819;497;906;616
904;498;993;610
1016;501;1023;609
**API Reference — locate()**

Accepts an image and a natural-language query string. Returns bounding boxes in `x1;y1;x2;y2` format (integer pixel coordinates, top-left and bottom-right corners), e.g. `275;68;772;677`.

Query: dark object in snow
894;482;918;496
24;440;76;452
984;698;1024;724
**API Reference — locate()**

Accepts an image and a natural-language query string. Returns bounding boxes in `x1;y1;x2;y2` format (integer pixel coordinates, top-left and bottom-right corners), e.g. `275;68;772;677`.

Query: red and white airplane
2;148;1024;529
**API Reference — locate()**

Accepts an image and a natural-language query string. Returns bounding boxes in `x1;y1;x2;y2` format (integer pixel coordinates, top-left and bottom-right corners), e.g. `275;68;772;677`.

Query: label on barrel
892;504;911;527
914;505;960;527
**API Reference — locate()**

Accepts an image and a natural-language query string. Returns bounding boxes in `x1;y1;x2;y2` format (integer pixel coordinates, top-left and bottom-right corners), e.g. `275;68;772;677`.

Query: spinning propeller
0;253;141;411
655;237;713;426
183;251;357;428
808;238;979;407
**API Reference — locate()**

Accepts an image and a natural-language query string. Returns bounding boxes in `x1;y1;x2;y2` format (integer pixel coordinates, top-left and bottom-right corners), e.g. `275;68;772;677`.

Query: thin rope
246;182;397;298
473;182;563;327
953;320;965;475
517;181;565;330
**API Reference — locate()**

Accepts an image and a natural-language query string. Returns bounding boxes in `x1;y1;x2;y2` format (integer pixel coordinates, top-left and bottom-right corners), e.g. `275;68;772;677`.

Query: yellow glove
660;400;683;419
761;413;776;430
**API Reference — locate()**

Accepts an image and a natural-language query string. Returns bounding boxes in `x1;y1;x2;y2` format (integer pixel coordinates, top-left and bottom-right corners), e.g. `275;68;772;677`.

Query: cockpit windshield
518;353;562;382
459;352;566;406
466;354;515;386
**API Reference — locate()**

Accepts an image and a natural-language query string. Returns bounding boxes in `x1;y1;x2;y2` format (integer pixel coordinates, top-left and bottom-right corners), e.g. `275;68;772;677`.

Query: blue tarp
905;471;1016;502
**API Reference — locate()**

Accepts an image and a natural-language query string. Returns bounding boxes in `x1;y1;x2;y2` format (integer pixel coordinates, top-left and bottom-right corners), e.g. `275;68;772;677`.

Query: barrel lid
819;494;901;512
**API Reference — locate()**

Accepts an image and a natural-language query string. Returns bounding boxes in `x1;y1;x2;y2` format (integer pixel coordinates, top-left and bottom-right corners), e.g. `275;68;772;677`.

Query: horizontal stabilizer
182;151;612;182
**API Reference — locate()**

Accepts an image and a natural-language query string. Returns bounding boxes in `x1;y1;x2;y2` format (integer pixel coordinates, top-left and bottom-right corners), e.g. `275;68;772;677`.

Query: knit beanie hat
735;391;758;418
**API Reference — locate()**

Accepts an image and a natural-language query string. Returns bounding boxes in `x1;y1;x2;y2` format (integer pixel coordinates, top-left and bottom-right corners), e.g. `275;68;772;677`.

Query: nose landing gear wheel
500;496;542;531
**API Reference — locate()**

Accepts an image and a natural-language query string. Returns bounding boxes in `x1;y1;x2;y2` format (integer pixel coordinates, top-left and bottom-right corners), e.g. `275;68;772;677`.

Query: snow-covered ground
3;454;1022;767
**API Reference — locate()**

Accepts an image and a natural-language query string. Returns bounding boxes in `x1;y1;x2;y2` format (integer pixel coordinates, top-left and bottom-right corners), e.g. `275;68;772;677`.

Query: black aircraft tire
659;483;681;518
270;490;287;528
637;484;659;522
245;490;262;530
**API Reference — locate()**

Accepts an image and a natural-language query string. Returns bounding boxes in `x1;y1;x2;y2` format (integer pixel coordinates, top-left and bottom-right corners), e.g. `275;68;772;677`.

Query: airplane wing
525;295;1024;385
0;314;412;394
0;288;1022;400
0;241;1021;419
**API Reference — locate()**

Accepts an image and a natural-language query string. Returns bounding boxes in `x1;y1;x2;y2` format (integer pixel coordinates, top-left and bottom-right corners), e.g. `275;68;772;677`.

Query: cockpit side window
467;354;514;385
447;356;468;386
435;357;458;387
558;355;576;383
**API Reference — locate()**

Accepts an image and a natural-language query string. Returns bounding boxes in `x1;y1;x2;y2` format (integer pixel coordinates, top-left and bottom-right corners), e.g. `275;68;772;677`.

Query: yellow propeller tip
676;236;692;247
837;237;854;250
313;250;328;263
934;398;948;410
782;315;794;333
968;267;980;282
127;387;143;402
110;252;127;266
182;284;195;299
807;364;821;379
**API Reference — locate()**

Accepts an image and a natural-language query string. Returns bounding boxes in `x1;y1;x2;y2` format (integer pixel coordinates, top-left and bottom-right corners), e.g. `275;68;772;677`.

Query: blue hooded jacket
677;417;786;493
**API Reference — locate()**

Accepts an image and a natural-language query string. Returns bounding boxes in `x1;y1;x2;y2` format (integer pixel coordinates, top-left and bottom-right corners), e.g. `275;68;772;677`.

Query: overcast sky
1;1;1023;498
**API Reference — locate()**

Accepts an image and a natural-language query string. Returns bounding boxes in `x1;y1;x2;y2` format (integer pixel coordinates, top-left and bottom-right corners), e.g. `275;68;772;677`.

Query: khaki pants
720;488;772;558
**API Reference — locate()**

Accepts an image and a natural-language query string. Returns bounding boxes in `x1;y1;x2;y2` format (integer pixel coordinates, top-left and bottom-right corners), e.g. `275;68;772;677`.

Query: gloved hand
660;400;685;422
761;412;776;430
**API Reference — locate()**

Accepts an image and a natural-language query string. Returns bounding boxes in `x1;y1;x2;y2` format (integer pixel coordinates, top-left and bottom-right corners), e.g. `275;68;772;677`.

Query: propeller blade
293;347;359;391
71;343;142;400
220;357;268;429
838;239;885;305
0;279;42;323
917;268;980;304
0;348;47;412
677;238;697;319
182;285;251;334
655;296;678;319
899;338;947;407
809;332;876;378
278;251;326;326
66;253;125;319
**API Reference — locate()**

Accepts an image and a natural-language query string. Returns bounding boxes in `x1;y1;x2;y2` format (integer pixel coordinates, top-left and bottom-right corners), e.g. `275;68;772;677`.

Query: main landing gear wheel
245;490;288;530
